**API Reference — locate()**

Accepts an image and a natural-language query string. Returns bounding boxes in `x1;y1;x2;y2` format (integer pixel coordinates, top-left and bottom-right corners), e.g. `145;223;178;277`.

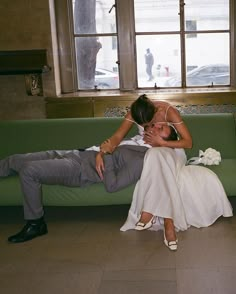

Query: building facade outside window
57;0;232;92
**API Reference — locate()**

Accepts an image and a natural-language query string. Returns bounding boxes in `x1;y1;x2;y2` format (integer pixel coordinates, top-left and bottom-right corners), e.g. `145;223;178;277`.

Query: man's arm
102;146;148;193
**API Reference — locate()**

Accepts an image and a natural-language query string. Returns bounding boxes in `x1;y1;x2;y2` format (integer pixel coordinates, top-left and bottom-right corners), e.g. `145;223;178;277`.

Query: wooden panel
45;97;94;118
45;90;236;118
93;97;133;117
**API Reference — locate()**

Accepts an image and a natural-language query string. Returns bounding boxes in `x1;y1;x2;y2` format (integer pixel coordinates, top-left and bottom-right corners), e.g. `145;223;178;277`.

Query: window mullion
180;0;186;88
54;0;77;93
230;0;236;86
116;0;137;90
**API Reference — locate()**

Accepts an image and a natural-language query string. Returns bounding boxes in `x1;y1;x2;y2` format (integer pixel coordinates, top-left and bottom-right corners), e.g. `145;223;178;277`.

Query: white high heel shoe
135;216;157;231
164;232;178;251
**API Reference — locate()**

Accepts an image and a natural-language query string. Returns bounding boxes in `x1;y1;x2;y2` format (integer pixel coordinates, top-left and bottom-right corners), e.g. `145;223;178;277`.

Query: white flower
199;148;221;165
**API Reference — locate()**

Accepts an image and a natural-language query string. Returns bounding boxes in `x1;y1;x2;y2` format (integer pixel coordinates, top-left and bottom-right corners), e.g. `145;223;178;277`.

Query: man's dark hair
131;94;156;125
166;125;178;141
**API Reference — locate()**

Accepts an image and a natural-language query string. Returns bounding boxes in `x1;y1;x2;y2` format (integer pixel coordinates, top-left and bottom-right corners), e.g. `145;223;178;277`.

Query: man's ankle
27;216;45;225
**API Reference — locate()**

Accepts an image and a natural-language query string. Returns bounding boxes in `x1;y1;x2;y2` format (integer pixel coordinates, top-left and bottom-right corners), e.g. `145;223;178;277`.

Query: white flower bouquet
187;148;221;166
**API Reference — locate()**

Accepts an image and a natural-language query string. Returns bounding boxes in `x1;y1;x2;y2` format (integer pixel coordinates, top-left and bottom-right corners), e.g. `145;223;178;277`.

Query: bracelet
100;140;110;154
99;148;109;155
100;139;115;154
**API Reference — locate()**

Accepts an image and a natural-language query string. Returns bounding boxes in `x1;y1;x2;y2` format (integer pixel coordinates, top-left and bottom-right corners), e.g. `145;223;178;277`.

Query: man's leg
20;156;83;220
150;66;153;80
0;150;74;177
8;154;84;243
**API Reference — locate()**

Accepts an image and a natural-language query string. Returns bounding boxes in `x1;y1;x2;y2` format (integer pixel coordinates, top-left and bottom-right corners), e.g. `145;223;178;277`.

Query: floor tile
176;220;236;268
0;272;102;294
99;269;177;294
105;232;177;271
176;266;236;294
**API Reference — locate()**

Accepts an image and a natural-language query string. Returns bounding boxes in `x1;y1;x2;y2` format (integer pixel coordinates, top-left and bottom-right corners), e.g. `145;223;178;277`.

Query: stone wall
0;0;55;120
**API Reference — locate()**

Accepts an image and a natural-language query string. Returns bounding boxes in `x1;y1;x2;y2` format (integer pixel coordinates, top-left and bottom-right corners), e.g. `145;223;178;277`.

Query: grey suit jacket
79;145;148;192
102;145;148;192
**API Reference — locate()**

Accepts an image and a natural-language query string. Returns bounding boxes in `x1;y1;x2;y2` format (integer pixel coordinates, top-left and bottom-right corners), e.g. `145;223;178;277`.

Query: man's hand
96;152;105;180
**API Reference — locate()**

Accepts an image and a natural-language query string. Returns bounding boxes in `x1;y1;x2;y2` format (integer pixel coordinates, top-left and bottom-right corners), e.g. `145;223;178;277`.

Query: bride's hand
100;139;115;154
144;131;166;147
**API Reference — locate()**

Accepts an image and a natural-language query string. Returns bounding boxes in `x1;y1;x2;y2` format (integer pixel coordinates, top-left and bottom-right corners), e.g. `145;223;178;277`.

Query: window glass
165;33;230;87
73;0;116;34
136;35;181;87
185;33;230;86
75;36;119;89
134;0;180;32
135;0;230;89
73;0;119;90
185;0;229;31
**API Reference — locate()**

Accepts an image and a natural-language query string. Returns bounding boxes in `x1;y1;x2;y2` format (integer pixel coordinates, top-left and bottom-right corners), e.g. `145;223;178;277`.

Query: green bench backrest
0;118;135;158
0;113;235;159
183;113;236;158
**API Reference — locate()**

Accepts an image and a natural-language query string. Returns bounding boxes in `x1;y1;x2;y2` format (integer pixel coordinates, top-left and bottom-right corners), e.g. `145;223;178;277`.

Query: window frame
54;0;235;93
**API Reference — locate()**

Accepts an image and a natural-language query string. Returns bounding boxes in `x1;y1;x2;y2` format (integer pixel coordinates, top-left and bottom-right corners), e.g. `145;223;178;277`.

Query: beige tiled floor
0;201;236;294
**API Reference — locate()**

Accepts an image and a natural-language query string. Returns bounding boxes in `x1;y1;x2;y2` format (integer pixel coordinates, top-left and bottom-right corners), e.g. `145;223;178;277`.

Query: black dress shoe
8;220;48;243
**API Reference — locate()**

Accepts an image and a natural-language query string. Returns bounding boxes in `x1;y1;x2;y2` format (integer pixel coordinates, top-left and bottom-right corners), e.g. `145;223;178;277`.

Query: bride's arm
99;112;134;154
96;112;134;179
146;106;192;149
166;106;192;149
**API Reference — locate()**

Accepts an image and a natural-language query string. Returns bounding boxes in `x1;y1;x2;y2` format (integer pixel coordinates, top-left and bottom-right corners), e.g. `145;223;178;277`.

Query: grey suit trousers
0;150;101;219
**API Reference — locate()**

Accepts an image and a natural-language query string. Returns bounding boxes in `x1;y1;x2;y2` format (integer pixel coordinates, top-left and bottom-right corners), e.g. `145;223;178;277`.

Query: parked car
95;68;119;89
165;64;230;87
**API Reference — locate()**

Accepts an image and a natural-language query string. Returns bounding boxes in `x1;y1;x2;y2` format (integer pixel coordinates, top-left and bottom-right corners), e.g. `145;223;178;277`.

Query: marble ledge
45;88;236;106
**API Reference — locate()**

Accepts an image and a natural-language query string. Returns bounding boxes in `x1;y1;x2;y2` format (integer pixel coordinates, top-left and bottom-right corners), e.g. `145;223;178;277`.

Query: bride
97;94;232;251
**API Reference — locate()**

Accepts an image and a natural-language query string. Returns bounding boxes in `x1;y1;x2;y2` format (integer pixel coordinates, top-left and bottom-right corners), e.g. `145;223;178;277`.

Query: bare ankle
139;211;153;223
164;218;176;241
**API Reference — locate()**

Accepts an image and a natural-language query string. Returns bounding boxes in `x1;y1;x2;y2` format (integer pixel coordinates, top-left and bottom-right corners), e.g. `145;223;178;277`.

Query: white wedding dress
120;147;233;232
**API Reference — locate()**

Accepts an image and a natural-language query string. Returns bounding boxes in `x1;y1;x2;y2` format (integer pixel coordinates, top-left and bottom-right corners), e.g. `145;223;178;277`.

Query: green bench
0;113;235;207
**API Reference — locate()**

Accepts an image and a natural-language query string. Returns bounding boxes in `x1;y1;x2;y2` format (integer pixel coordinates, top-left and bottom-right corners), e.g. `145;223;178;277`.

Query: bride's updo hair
130;94;156;125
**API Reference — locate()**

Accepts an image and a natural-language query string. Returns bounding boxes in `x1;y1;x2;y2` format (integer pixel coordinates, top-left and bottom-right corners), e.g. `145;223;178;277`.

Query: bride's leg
138;211;154;223
164;218;176;241
164;218;178;251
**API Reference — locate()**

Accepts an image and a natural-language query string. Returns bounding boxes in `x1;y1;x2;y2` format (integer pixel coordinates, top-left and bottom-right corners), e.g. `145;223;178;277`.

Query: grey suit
0;145;148;219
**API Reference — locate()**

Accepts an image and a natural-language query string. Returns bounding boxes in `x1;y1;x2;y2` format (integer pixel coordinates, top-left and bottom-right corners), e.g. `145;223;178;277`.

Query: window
56;0;232;92
134;0;230;88
72;0;119;90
